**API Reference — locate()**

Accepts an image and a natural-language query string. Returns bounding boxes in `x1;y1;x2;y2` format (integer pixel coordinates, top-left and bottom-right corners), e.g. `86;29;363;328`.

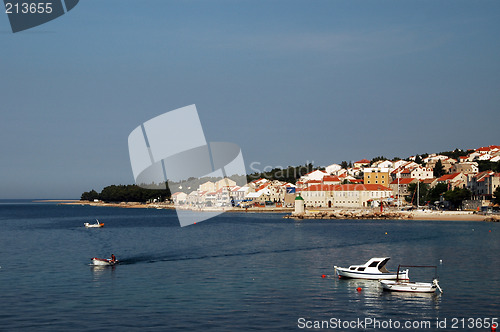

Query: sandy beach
406;210;488;221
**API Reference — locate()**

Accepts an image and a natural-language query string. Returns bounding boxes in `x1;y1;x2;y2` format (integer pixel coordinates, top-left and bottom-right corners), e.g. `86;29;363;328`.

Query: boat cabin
348;257;391;273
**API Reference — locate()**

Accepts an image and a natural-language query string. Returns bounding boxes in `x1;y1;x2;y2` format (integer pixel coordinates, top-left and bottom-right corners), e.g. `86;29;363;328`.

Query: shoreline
60;201;500;222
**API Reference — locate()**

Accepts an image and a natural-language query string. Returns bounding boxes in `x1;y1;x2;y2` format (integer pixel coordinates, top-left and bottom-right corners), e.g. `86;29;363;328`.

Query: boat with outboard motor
334;257;409;280
380;265;443;293
91;257;118;266
84;219;104;228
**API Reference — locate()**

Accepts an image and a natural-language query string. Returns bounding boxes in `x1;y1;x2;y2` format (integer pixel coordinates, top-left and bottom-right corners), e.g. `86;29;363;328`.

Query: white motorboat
91;257;118;266
380;279;442;293
84;219;104;228
334;257;409;280
380;265;443;293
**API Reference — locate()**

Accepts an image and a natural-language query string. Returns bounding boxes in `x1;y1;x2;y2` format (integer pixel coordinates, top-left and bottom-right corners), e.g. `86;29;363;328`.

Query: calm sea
0;200;498;331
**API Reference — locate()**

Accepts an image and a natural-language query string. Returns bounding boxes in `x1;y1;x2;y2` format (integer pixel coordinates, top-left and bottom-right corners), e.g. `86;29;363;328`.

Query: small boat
334;257;409;280
91;257;118;266
84;219;104;228
380;265;443;293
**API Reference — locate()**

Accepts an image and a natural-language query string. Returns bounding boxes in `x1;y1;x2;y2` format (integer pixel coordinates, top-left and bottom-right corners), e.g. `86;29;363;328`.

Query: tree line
406;182;500;210
81;184;170;203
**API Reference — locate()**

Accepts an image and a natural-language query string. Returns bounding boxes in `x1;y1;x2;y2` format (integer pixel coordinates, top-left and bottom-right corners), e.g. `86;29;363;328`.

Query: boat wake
116;231;444;266
117;241;375;265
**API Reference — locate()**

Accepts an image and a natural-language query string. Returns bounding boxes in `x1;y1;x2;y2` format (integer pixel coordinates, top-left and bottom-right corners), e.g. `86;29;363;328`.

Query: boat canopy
348;257;392;272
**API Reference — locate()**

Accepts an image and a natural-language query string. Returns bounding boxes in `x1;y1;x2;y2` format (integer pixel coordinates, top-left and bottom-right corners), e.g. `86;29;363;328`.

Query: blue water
0;201;498;331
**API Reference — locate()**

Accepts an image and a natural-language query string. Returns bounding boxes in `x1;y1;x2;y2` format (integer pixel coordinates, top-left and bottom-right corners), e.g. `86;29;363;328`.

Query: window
368;261;379;267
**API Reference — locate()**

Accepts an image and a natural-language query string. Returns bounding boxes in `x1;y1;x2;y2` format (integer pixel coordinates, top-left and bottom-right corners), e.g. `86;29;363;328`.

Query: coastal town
166;145;500;214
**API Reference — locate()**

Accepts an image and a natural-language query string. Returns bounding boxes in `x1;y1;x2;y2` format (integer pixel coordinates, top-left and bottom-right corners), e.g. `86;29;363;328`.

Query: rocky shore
484;215;500;222
284;210;411;220
285;209;496;221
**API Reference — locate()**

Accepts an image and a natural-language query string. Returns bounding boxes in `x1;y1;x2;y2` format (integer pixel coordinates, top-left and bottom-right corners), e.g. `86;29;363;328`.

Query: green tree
440;148;472;160
406;182;429;206
81;189;99;201
493;187;500;205
414;155;423;165
477;160;500;172
427;183;448;204
433;159;445;178
340;161;349;169
443;187;471;210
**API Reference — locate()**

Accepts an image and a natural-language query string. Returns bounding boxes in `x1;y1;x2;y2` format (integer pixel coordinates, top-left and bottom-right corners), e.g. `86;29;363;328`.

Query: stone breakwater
484;215;500;222
284;210;412;220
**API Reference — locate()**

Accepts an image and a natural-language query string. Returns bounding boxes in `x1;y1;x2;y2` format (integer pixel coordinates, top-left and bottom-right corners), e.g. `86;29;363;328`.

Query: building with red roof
353;159;371;168
437;172;468;190
469;171;500;200
300;183;392;208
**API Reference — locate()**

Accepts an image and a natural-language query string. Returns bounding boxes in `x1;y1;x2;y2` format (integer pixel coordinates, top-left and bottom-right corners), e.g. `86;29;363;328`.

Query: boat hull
91;258;117;266
84;223;104;228
335;267;409;280
380;280;437;293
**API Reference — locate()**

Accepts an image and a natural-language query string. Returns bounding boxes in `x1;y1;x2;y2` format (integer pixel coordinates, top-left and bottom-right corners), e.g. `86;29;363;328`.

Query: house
325;163;342;174
393;159;410;169
171;192;188;205
199;181;216;192
451;162;479;175
363;168;391;187
347;167;363;177
353;159;371;168
392;165;433;180
266;180;288;203
186;190;202;205
389;178;418;197
371;160;393;169
437;172;468;190
234;186;251;203
468;171;500;200
245;191;269;204
215;178;237;191
214;186;234;206
473;145;500;161
423;154;449;163
322;175;342;185
203;192;217;205
300;170;328;182
421;178;438;188
300;184;392;208
426;157;457;174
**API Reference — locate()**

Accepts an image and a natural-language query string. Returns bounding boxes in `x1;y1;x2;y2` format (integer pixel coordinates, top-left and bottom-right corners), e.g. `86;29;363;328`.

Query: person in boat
110;254;116;263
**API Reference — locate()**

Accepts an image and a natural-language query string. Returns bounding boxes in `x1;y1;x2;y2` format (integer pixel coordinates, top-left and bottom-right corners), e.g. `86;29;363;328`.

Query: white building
300;170;328;182
325;163;342;174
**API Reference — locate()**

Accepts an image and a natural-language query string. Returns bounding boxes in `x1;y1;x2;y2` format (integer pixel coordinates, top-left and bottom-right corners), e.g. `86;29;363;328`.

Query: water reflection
334;277;442;315
380;290;442;309
90;265;116;283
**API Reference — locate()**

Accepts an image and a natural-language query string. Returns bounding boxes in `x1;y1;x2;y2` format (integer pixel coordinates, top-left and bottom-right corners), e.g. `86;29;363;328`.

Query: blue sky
1;0;499;198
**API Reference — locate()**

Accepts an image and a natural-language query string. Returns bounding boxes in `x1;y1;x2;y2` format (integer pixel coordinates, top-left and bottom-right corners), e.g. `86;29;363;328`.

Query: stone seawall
284;210;412;220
